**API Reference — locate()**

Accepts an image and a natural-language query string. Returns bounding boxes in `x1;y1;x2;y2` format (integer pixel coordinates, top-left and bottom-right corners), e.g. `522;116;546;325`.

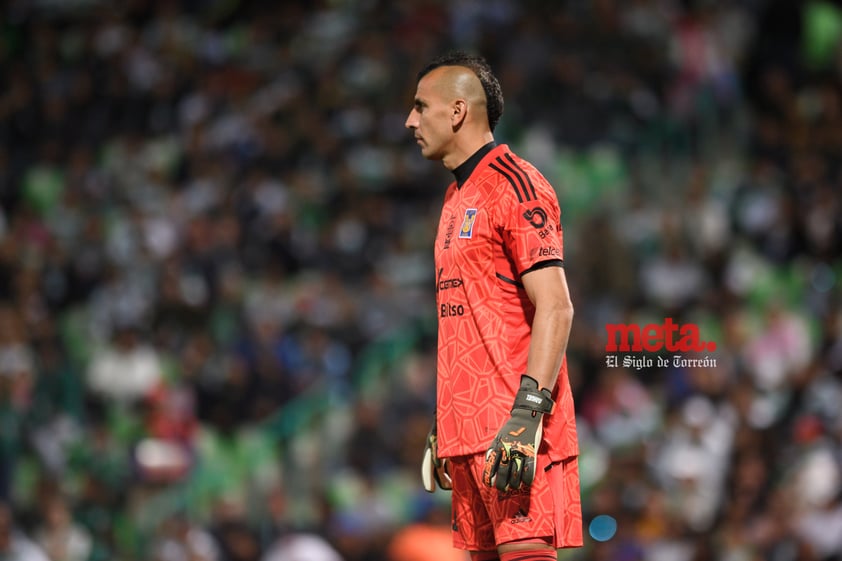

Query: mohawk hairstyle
417;51;504;132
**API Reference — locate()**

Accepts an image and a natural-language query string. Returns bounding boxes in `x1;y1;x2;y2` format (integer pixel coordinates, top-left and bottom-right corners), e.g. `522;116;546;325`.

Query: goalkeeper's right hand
422;412;452;492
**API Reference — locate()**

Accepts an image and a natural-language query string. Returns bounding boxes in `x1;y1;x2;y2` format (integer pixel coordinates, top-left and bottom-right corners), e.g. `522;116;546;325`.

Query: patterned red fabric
449;454;583;550
434;144;578;463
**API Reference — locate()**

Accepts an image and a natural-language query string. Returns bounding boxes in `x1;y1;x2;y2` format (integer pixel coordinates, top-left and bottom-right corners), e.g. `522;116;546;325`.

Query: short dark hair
418;51;504;132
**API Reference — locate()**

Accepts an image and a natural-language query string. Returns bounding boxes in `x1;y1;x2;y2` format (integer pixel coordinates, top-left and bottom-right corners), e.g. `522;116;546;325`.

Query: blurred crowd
0;0;840;560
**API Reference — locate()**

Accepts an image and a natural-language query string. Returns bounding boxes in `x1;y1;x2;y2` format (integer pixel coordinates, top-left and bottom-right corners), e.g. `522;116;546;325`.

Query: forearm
526;298;574;392
484;295;571;491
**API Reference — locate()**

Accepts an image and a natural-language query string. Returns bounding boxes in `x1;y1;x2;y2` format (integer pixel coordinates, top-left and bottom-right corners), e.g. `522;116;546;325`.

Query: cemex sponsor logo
436;268;463;293
605;318;717;369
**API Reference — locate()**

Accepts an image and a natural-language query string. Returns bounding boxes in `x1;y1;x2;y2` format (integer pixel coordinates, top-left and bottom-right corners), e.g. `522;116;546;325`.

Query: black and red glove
482;375;554;492
421;411;452;492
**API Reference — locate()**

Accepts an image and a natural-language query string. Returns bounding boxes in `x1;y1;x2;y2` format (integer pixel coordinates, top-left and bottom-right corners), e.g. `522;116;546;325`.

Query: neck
442;131;495;171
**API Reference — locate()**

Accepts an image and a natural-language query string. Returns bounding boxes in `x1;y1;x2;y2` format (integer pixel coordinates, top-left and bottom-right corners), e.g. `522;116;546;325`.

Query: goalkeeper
406;51;583;560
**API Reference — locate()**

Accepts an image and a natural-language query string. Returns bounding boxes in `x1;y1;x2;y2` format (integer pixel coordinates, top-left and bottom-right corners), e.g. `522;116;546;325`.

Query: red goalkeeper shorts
448;452;583;551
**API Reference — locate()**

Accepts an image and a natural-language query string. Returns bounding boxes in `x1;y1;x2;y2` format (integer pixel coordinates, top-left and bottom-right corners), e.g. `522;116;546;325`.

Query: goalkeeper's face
405;69;456;162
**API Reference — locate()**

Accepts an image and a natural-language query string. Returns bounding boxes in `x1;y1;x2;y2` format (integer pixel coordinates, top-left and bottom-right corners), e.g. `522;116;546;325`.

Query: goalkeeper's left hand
422;411;452;493
482;375;554;492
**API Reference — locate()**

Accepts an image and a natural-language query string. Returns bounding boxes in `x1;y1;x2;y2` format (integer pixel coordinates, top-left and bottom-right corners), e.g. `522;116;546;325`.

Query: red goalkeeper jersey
435;143;578;462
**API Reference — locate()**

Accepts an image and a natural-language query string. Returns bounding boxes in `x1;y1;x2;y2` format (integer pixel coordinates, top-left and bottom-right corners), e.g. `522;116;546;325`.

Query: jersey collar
453;141;497;188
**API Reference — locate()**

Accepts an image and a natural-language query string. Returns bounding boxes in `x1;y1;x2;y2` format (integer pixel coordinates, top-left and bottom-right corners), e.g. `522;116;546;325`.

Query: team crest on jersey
459;208;478;239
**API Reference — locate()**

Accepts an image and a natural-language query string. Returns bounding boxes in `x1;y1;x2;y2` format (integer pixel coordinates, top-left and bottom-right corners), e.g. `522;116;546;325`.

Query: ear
451;99;468;129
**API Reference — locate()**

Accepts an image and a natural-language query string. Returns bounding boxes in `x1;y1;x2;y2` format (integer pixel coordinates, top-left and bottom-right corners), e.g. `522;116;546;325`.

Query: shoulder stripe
489;162;524;203
494;156;532;202
504;153;537;200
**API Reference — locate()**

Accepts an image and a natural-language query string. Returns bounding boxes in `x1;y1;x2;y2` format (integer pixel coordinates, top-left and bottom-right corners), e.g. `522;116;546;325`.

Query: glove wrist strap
512;374;555;415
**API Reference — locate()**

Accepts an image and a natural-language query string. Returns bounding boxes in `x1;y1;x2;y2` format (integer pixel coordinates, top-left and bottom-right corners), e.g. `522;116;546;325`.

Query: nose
405;109;418;130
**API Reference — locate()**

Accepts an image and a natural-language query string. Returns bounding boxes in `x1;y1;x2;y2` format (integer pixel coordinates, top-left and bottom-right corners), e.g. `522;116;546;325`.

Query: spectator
85;324;163;406
33;494;93;561
0;500;50;561
151;511;221;561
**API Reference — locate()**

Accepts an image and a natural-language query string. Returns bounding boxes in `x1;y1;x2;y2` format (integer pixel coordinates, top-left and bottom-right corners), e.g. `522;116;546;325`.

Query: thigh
450;455;497;552
547;456;584;548
452;453;583;550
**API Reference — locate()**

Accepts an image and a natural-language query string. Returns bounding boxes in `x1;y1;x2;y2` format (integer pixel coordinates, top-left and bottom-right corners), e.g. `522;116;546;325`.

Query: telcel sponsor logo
605;318;717;353
535;247;560;258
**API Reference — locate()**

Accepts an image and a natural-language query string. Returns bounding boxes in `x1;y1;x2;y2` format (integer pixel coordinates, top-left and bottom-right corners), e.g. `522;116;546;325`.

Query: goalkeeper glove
421;412;452;492
483;375;554;492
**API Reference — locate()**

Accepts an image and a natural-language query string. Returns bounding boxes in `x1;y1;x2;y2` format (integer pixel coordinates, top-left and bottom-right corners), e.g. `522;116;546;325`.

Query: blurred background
0;0;841;560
